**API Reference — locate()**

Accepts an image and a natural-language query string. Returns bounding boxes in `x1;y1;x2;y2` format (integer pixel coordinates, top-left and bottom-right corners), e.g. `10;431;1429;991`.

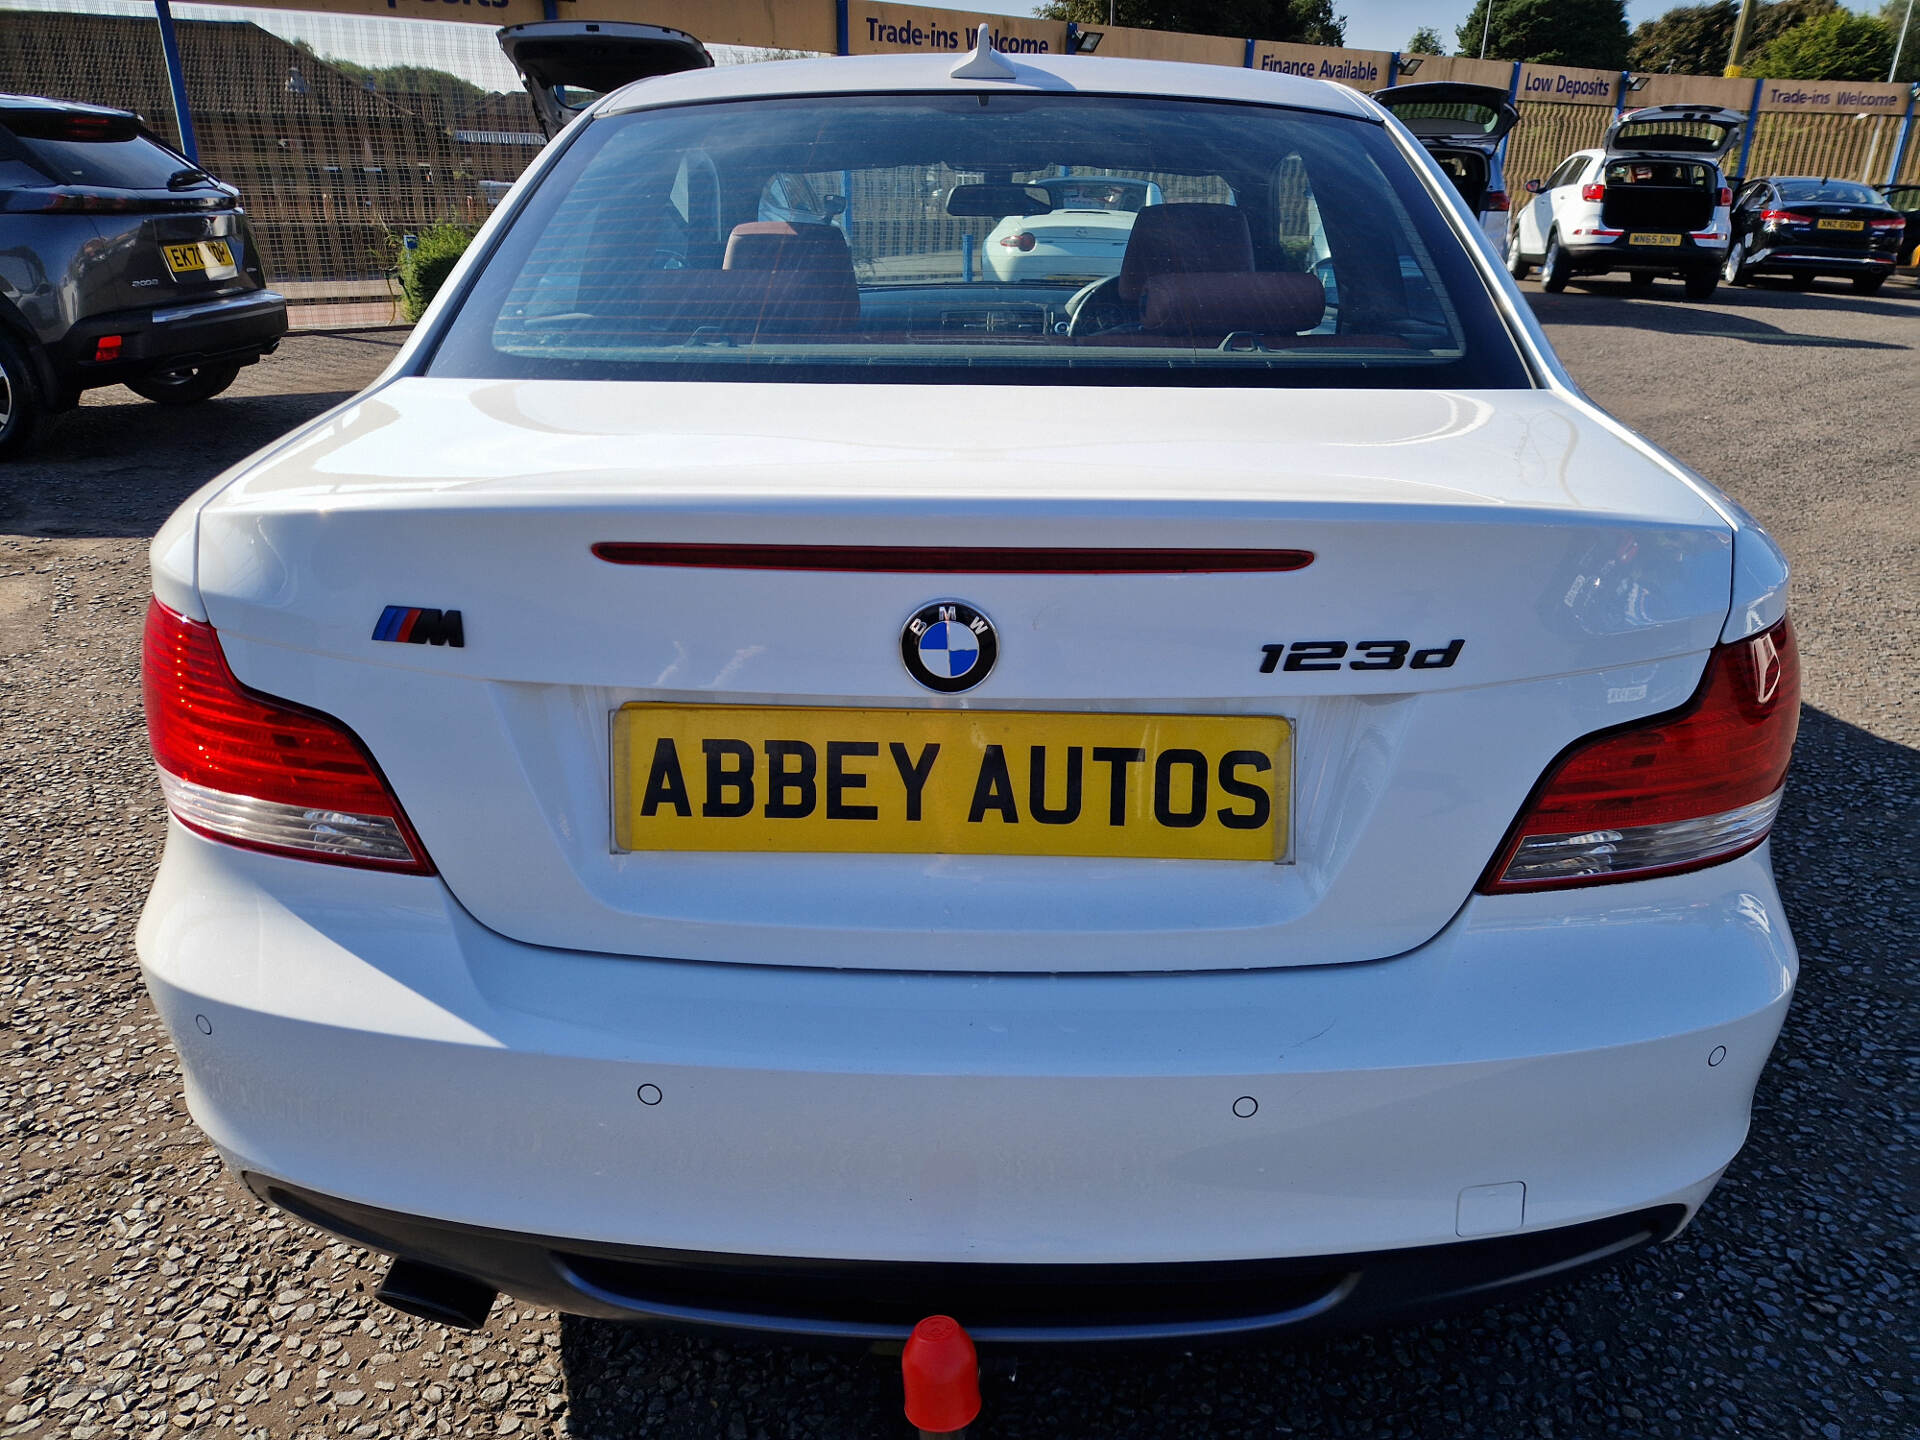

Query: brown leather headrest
723;221;853;272
1116;204;1255;303
1140;272;1326;339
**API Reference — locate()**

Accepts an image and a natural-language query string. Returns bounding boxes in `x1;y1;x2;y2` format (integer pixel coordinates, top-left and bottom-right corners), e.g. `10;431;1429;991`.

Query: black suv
0;94;286;457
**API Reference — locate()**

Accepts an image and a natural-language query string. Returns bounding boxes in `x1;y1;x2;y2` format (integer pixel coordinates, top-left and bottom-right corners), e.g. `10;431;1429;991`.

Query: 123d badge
902;602;997;693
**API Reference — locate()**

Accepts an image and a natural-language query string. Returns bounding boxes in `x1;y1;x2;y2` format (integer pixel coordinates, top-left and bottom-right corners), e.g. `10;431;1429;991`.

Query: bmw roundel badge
901;601;997;694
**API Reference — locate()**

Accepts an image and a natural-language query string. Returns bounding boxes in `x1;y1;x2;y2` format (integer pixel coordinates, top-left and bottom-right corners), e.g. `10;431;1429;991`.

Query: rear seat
1083;203;1335;347
618;222;859;341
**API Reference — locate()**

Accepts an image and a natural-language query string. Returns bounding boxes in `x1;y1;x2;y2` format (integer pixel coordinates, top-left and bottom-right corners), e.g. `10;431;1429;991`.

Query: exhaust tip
375;1258;497;1330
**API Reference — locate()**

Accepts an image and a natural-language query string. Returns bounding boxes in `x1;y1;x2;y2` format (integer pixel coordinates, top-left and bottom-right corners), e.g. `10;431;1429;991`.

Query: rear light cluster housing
142;599;432;873
141;595;1795;897
997;232;1037;251
1580;182;1606;202
1481;617;1798;892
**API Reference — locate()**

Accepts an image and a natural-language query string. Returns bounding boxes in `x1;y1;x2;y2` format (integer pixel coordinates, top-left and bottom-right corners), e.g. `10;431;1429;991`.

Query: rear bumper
55;290;287;387
249;1175;1690;1343
1564;237;1722;273
1744;246;1898;273
137;823;1796;1335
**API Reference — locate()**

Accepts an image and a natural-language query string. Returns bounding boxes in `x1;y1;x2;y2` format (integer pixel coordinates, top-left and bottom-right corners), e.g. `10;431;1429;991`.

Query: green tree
1035;1;1345;46
1626;0;1841;76
1628;1;1739;72
1751;9;1896;78
1454;0;1631;67
1405;26;1447;54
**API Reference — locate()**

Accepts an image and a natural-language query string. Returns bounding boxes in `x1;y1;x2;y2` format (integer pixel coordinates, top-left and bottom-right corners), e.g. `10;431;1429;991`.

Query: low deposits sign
1520;64;1618;107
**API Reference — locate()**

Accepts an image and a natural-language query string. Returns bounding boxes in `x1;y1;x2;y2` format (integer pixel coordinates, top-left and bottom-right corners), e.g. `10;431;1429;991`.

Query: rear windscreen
1610;118;1736;155
1;109;195;189
428;92;1530;390
1774;179;1882;206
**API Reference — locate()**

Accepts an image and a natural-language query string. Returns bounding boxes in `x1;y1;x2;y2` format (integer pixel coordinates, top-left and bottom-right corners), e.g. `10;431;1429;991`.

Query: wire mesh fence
2;1;539;325
3;0;1915;325
1507;102;1614;192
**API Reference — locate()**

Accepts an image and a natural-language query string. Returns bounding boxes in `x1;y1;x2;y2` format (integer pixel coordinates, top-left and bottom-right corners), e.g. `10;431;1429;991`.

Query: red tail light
1485;189;1510;213
1762;209;1811;225
142;598;432;873
1869;216;1905;230
1717;186;1732;207
1481;617;1798;892
998;232;1036;251
1581;183;1606;202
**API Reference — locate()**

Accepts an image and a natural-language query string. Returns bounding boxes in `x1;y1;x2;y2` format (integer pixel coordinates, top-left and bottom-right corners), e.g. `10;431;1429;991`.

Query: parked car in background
1879;182;1920;268
1509;104;1741;300
1375;81;1518;259
138;39;1803;1344
981;175;1163;283
0;94;285;458
1724;177;1905;293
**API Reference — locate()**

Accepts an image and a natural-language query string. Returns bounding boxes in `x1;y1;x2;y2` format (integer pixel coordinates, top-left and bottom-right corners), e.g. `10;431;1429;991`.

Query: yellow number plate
1816;218;1864;232
612;705;1291;861
1629;233;1682;247
162;240;234;275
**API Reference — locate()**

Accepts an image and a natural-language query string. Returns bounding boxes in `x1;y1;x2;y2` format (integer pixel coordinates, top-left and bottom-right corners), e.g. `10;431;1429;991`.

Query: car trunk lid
1375;82;1518;155
1604;104;1743;163
192;381;1734;973
1772;201;1885;251
498;20;712;139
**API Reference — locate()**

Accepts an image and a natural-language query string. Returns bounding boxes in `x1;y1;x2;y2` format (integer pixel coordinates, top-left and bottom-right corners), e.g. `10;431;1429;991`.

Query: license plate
611;705;1291;861
1816;218;1864;232
1629;233;1681;247
162;240;236;277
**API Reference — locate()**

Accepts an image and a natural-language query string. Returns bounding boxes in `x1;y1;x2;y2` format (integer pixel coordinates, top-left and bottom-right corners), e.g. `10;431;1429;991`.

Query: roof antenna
951;21;1018;80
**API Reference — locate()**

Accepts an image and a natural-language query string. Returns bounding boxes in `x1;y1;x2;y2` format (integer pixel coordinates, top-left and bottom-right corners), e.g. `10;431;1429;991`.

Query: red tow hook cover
902;1316;981;1434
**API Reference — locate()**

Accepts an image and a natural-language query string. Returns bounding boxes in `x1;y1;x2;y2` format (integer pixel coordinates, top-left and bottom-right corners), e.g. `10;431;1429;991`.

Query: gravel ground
2;284;1915;1440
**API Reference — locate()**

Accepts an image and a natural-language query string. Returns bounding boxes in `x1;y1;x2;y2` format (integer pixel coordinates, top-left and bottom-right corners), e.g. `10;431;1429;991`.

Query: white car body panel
191;381;1731;972
140;824;1791;1264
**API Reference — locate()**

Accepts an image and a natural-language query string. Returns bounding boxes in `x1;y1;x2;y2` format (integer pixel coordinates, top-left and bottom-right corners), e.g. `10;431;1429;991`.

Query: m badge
372;606;464;648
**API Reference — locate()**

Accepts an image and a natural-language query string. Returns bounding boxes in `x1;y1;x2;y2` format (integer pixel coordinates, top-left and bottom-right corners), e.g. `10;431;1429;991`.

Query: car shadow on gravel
548;712;1915;1440
1524;288;1912;348
0;390;358;539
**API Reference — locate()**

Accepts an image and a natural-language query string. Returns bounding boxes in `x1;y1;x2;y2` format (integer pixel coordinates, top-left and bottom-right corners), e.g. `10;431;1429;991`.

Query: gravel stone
1;288;1914;1439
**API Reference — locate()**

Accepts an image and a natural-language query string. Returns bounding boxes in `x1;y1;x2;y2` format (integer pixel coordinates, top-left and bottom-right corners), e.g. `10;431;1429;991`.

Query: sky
965;0;1885;54
1;0;1895;92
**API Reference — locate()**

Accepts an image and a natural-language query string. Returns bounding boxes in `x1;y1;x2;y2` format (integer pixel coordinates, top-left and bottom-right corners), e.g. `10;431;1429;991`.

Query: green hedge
396;223;476;323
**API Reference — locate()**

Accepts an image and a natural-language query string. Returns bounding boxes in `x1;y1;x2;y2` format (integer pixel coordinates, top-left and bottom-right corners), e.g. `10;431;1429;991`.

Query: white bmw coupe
137;35;1798;1343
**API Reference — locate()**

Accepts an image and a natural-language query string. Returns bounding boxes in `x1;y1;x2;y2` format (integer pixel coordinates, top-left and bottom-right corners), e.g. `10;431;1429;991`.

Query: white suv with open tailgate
137;39;1798;1343
1510;104;1742;299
